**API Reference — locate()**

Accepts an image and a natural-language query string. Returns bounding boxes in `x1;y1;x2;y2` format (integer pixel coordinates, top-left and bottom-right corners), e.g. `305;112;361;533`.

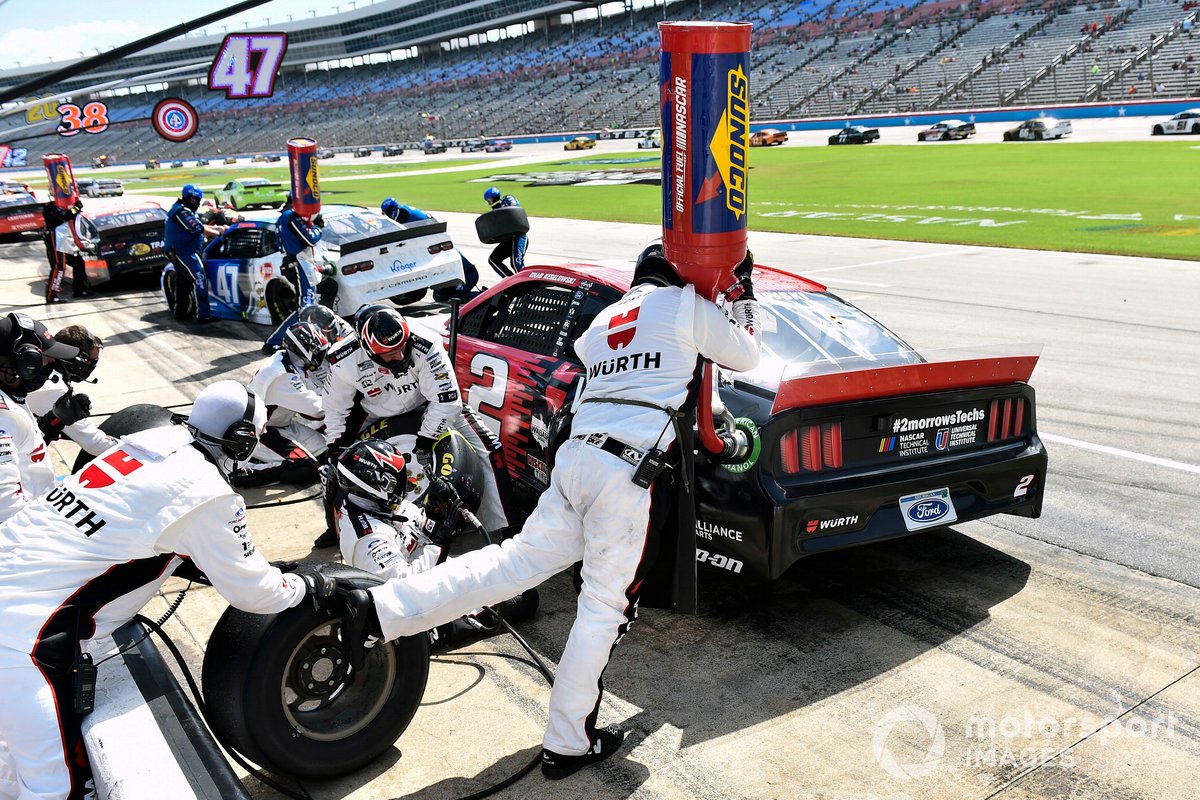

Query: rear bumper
768;438;1047;579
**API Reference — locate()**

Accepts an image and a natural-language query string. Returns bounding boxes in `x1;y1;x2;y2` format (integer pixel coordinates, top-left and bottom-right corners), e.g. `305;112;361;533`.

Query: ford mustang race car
564;136;597;151
216;178;287;210
461;139;487;153
1151;109;1200;135
0;188;44;237
828;126;880;145
55;204;168;286
484;139;512;153
449;263;1046;582
917;119;976;141
383;144;406;156
1004;118;1072;141
750;128;788;146
167;204;464;325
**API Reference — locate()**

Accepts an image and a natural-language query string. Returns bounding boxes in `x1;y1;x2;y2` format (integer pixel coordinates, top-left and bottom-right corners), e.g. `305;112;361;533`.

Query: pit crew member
0;313;86;525
482;186;527;277
332;439;537;650
41;199;89;303
335;247;761;780
380;197;478;301
276;204;325;305
27;325;115;459
164;184;226;322
236;322;330;488
321;307;511;535
0;381;334;800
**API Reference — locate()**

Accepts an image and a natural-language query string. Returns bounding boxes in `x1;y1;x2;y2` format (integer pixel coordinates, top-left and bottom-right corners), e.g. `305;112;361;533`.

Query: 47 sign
208;33;288;99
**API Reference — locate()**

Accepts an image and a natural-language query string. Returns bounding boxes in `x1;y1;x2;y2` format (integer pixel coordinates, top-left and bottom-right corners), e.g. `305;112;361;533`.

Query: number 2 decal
209;34;288;99
1014;474;1034;498
468;353;509;438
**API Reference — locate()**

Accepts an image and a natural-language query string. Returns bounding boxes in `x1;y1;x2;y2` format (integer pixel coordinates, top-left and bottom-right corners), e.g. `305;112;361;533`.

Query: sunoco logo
703;66;748;219
305;158;320;201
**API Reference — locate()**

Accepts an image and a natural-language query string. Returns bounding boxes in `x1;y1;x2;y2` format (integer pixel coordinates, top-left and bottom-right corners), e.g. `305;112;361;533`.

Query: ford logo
906;499;950;523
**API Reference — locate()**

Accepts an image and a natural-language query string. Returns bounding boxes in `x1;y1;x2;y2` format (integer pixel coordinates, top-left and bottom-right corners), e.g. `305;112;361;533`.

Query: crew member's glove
312;214;325;229
37;391;92;440
412;436;436;471
422;476;463;547
173;558;212;586
301;571;345;614
730;251;755;301
270;559;301;574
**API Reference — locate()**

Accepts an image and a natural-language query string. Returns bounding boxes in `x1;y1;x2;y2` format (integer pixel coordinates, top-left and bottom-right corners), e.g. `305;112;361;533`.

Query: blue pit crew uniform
277;208;324;306
486;193;527;277
164;200;210;321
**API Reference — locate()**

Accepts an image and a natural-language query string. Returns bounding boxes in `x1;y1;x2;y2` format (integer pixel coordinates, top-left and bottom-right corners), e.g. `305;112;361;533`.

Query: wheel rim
281;618;397;742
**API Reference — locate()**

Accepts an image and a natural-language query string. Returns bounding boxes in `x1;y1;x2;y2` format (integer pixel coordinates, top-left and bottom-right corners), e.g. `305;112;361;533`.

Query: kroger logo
907;499;951;524
391;260;417;273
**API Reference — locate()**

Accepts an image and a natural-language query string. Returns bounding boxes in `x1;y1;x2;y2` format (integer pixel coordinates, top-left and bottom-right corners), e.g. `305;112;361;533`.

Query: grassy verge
321;142;1199;260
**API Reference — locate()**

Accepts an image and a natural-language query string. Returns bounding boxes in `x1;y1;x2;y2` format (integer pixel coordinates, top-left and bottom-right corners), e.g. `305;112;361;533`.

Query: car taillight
987;398;1026;442
780;422;842;474
341;261;373;274
427;241;453;254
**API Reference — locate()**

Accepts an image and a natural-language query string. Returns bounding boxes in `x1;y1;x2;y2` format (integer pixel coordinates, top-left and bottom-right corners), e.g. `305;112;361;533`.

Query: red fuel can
43;153;78;210
659;21;751;301
287;137;321;219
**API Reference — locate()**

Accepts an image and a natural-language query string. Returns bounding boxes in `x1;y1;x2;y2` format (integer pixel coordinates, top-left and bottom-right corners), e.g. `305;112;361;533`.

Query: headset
190;390;260;462
9;313;54;391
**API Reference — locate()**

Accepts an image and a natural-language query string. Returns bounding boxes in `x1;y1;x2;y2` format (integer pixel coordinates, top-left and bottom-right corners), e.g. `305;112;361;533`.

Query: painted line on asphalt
806;248;978;274
818;277;892;287
1042;432;1200;475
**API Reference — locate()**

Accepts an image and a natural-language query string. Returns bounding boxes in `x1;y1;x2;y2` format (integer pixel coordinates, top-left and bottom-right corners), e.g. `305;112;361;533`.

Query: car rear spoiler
338;219;449;255
771;354;1039;414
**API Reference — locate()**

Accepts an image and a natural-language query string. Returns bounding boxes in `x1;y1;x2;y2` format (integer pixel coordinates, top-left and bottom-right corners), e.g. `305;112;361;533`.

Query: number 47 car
447;263;1047;583
163;204;465;326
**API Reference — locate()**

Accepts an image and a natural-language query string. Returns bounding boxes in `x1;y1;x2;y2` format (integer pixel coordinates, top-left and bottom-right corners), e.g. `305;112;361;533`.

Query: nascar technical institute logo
696;64;748;219
152;98;199;143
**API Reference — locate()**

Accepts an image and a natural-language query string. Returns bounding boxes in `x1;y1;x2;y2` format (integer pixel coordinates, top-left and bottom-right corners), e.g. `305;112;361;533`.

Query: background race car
383;144;406;156
56;204;168;286
460;139;486;152
750;128;788;146
175;204;465;326
564;136;597;151
1004;118;1072;141
828;126;880;145
638;130;662;149
78;178;125;197
216;178;288;210
1151;109;1200;135
917;119;976;141
484;139;512;152
449;263;1046;583
0;189;44;236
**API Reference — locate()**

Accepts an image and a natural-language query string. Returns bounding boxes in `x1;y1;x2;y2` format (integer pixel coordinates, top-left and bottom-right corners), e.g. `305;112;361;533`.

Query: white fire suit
27;372;116;458
323;323;509;531
0;388;55;526
244;351;326;471
366;282;760;756
336;494;443;581
0;425;307;800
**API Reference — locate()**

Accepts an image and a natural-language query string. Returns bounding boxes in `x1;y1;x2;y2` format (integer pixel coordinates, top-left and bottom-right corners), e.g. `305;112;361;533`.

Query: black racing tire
1034;131;1044;141
917;134;925;142
1003;132;1013;141
1152;125;1164;136
390;288;427;305
71;404;174;472
475;206;530;245
202;563;429;779
1192;124;1200;135
266;279;297;326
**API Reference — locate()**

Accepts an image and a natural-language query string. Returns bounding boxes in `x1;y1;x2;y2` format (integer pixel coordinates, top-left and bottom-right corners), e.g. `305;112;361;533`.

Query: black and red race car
448;263;1047;582
54;203;168;287
0;186;45;237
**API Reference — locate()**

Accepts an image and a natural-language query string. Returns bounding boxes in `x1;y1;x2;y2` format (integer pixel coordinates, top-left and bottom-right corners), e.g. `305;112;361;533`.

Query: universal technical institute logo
872;705;946;779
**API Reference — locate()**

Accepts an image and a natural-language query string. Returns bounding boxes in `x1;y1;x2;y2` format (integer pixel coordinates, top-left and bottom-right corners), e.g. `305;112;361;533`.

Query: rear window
320;210;401;246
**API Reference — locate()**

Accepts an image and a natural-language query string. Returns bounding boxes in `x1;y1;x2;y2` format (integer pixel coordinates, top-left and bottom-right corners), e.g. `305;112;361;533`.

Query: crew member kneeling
0;382;336;800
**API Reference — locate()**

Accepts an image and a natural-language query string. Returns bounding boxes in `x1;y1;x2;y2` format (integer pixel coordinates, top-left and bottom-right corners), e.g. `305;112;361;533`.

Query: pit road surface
1;197;1197;800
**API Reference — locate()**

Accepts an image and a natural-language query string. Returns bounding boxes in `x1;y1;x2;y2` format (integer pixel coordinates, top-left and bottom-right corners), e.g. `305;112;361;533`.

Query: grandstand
1;0;1197;163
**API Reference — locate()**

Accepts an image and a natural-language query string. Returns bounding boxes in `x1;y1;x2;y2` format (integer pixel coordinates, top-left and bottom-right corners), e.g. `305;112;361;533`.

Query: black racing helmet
357;307;413;373
297;304;350;343
337;439;409;508
631;242;685;288
281;321;330;372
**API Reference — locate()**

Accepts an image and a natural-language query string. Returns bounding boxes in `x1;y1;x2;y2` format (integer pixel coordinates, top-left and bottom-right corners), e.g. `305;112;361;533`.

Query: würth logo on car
606;308;639;350
806;515;860;534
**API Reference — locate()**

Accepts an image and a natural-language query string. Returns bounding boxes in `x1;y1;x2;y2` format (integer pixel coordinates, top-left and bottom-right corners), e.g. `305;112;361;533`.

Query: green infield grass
109;159;485;192
322;142;1199;261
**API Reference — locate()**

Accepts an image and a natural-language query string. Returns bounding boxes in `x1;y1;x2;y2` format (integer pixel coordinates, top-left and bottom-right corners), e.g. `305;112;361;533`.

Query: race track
1;178;1197;799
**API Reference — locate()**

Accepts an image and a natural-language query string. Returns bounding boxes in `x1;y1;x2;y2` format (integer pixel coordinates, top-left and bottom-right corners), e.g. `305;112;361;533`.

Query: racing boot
541;726;626;780
340;588;382;673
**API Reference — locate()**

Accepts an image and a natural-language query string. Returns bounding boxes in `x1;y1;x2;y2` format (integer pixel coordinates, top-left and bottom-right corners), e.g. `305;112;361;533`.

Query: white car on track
1003;118;1072;141
1151;109;1200;136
